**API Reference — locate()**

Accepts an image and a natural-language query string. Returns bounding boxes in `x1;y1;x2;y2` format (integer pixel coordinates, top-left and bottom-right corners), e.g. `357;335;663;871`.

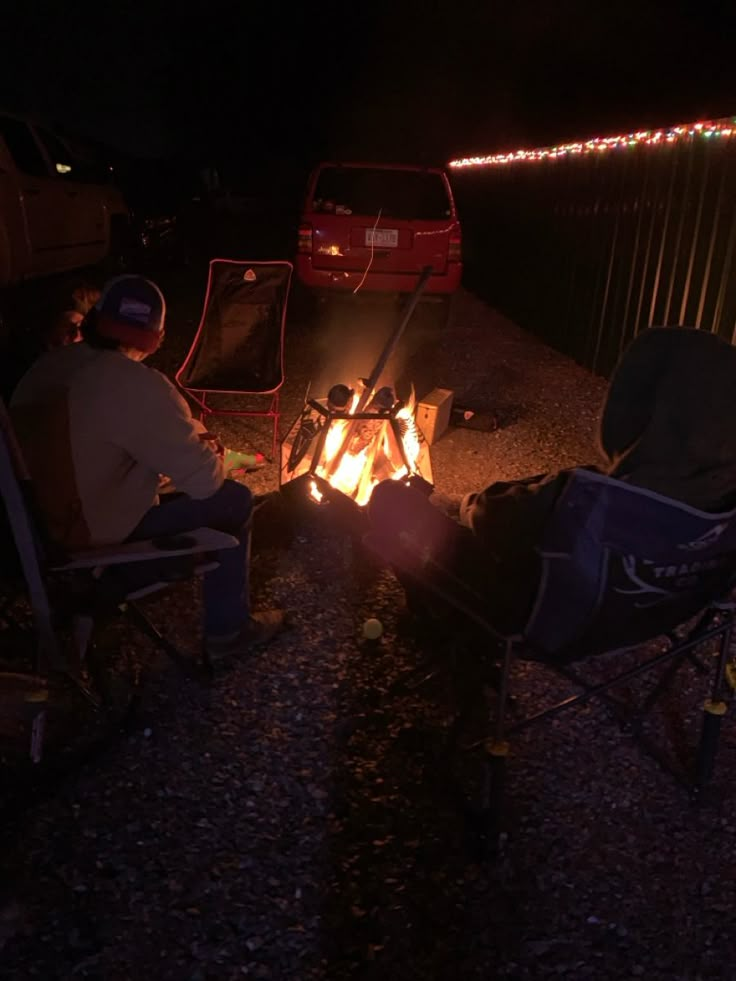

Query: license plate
365;228;398;248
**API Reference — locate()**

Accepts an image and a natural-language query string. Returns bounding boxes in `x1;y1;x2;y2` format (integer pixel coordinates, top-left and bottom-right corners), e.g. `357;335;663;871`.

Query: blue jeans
127;479;253;637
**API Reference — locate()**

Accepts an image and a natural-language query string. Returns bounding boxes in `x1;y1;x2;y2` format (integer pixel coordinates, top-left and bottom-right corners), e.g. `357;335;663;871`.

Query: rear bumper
295;257;462;294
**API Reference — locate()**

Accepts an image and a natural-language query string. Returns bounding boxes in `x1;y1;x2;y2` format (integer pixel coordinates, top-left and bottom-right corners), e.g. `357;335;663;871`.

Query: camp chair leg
636;650;691;720
30;708;46;764
483;745;508;847
636;612;720;716
271;391;280;462
694;702;727;792
187;387;280;461
70;615;94;672
553;614;716;728
387;652;448;697
122;600;205;681
555;662;632;723
694;618;733;793
475;638;514;856
546;620;732;790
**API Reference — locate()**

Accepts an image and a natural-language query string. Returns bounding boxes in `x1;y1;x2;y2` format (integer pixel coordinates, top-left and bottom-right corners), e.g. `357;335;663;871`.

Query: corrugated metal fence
450;126;736;377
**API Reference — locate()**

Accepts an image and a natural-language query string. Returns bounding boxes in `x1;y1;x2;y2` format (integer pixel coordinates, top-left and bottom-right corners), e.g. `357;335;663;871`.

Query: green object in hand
224;449;267;473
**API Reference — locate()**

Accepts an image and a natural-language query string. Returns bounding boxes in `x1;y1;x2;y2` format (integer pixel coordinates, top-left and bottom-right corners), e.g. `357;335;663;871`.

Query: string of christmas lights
448;116;736;169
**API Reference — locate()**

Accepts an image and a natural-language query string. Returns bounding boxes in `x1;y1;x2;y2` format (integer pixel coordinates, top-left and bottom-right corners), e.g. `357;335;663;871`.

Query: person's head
81;275;166;360
72;283;101;317
47;309;84;348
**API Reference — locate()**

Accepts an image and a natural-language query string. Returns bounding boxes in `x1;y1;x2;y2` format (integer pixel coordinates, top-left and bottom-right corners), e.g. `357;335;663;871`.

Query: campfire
280;267;434;511
280;381;433;507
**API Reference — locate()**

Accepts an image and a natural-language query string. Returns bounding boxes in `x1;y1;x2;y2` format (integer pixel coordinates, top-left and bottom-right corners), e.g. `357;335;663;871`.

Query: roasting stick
323;265;432;481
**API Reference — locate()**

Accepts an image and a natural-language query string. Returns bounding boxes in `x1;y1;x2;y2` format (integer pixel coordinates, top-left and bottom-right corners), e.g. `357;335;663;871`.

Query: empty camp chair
0;398;238;763
176;259;293;460
364;468;736;850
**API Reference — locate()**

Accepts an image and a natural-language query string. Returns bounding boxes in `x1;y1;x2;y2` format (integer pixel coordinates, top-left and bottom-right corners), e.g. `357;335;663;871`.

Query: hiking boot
204;610;287;664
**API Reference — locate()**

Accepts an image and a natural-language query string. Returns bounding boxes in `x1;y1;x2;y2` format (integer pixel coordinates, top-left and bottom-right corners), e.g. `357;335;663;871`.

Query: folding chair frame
176;259;293;461
363;531;736;855
191;389;281;462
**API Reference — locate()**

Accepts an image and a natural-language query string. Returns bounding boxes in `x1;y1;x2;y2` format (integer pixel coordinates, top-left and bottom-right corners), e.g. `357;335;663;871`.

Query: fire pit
280;268;434;521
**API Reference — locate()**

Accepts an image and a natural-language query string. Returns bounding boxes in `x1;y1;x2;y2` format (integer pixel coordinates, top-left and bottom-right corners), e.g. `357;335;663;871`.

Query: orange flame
309;387;421;506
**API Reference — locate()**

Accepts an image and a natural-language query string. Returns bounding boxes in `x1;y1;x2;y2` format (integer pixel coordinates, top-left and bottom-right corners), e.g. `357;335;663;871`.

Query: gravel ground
2;280;735;980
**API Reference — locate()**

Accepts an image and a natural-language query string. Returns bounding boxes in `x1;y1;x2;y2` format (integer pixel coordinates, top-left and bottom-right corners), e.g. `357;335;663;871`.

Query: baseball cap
94;275;166;354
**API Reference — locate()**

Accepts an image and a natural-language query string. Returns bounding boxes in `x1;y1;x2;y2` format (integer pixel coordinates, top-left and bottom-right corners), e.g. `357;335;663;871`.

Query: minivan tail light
449;234;462;262
298;224;313;254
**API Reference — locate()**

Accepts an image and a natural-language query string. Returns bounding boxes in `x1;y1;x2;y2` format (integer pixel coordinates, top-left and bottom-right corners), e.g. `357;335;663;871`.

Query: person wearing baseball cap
85;273;167;354
11;274;285;663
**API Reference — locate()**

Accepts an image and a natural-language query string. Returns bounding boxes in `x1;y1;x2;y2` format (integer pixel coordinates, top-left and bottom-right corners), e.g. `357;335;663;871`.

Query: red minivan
296;162;462;296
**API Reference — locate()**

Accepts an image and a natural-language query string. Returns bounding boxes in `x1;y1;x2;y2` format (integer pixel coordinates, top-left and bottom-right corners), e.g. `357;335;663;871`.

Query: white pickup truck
0;113;129;287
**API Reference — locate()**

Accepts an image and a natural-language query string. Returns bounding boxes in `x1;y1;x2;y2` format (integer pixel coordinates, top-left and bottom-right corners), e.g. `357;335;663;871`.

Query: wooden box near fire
416;388;454;445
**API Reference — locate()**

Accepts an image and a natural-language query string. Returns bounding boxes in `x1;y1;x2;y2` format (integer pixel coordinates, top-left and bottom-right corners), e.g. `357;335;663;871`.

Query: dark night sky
3;1;735;170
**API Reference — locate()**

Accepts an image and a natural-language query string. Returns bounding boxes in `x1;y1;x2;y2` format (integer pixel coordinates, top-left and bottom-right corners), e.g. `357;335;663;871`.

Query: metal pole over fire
324;265;433;480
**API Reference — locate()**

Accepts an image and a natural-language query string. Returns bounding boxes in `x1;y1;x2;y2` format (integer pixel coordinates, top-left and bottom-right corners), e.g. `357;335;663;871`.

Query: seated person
10;274;284;664
369;326;736;634
46;309;84;349
44;284;102;350
2;283;102;399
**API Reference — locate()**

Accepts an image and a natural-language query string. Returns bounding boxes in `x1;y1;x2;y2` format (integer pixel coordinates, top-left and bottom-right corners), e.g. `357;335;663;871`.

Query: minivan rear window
311;167;451;221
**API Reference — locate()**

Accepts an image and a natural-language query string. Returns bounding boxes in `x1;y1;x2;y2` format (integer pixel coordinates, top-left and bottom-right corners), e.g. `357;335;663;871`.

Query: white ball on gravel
362;618;384;640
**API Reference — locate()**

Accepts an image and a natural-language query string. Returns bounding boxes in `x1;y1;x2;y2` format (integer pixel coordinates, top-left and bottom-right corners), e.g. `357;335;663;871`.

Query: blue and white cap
95;275;166;354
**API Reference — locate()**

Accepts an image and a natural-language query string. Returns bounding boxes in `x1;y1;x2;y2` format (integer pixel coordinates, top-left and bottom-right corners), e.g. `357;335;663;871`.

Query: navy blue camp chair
364;469;736;850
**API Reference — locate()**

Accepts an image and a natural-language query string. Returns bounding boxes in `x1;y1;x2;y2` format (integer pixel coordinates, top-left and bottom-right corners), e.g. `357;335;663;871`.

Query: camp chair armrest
51;528;239;571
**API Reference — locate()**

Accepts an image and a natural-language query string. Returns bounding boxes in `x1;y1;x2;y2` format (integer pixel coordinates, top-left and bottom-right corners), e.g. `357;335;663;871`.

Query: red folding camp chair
176;259;293;459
